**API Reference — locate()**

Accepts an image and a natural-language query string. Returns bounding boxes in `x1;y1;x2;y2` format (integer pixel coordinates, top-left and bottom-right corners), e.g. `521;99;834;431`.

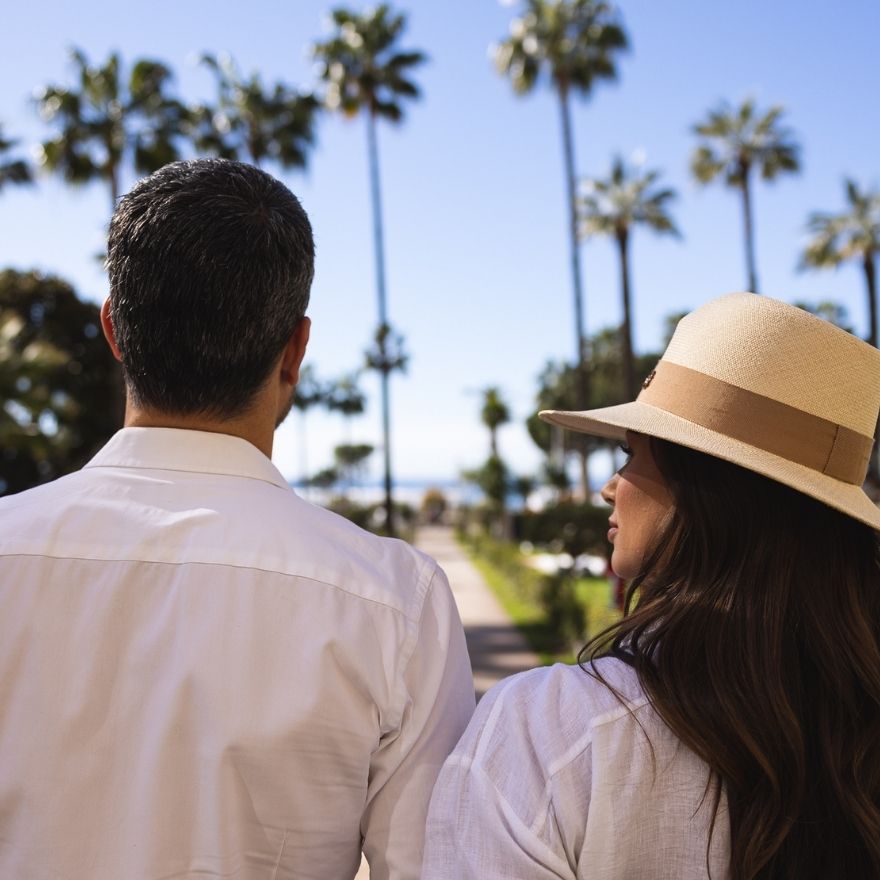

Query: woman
422;293;880;879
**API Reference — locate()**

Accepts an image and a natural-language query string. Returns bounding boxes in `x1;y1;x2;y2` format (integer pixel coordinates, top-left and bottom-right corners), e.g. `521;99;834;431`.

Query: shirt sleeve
422;757;574;880
421;670;581;880
360;562;475;880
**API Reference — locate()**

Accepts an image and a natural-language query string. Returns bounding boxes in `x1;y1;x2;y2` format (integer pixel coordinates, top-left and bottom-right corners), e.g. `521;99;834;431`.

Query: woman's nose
600;473;618;506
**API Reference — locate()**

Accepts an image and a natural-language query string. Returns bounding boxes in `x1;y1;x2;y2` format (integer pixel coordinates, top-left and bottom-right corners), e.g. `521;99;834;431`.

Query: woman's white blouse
422;659;731;879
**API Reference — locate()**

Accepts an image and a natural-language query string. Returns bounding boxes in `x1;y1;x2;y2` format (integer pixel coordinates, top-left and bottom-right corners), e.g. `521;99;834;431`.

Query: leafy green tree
0;125;32;191
333;442;374;490
35;48;187;209
480;386;511;458
325;372;366;422
313;4;425;537
512;474;537;510
691;98;800;294
325;372;368;464
579;155;679;399
463;455;509;512
308;466;340;490
292;364;327;491
662;310;689;347
527;327;659;485
0;270;123;495
494;0;628;495
192;54;318;169
800;180;880;347
541;461;571;496
293;364;325;413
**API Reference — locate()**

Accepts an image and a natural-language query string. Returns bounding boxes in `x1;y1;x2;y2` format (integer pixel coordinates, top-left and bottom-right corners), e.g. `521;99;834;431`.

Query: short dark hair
106;158;314;417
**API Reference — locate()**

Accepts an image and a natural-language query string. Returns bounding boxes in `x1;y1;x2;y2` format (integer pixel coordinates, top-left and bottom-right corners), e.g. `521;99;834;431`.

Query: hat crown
663;293;880;437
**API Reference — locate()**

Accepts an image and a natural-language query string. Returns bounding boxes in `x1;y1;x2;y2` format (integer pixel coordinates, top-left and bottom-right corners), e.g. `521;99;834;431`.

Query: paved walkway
355;524;540;878
415;524;541;699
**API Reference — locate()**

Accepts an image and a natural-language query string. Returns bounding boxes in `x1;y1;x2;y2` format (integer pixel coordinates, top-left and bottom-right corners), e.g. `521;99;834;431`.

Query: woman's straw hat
540;293;880;530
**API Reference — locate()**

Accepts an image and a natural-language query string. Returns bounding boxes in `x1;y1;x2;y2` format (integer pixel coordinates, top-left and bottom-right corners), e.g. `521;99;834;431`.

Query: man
0;159;474;879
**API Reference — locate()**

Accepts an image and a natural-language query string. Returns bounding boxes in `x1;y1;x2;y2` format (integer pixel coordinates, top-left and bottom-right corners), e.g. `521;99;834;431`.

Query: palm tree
193;54;317;169
35;48;186;210
579;155;679;399
293;365;326;496
313;4;426;537
800;180;880;347
0;126;32;191
691;98;800;294
481;386;511;458
494;0;628;496
512;475;536;510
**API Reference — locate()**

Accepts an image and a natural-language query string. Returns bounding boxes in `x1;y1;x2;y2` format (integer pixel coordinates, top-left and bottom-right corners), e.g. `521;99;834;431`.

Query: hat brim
540;402;880;532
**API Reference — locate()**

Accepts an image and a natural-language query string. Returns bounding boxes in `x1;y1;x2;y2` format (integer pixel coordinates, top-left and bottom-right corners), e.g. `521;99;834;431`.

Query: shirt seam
0;552;417;619
590;695;651;728
472;667;546;765
83;461;290;491
443;754;573;877
385;556;440;732
531;733;595;838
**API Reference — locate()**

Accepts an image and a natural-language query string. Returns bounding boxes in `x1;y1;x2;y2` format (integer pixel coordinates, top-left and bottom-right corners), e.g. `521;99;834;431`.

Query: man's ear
100;299;123;363
280;317;311;386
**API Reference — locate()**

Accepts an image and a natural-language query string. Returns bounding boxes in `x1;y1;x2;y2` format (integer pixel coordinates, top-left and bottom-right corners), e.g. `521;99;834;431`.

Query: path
415;524;541;699
354;524;540;878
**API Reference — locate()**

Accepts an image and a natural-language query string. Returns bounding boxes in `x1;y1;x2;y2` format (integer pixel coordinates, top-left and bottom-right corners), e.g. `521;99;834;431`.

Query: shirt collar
85;427;292;491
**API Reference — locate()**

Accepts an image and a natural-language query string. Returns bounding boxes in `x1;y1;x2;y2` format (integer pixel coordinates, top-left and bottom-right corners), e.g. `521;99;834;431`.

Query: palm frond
494;0;628;99
801;179;880;272
578;154;679;241
313;5;425;120
691;97;801;191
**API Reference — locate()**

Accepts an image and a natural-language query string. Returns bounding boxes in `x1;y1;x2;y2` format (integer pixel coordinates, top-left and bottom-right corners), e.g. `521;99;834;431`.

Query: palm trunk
740;166;759;294
366;109;395;537
617;228;637;401
557;82;589;498
864;251;880;483
864;251;877;349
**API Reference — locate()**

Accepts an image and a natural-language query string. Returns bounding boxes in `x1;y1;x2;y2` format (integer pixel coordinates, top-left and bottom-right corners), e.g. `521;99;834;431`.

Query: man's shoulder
454;659;650;778
0;464;442;624
266;493;441;619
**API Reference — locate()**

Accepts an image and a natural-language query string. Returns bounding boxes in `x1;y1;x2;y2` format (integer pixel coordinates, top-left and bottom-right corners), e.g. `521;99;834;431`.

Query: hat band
638;360;873;485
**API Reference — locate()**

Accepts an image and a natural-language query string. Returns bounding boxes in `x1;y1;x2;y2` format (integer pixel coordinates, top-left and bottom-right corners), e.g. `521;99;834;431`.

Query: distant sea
289;477;482;508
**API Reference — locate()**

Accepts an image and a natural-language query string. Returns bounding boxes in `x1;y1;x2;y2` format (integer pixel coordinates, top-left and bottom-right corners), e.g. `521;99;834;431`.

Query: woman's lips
608;521;618;542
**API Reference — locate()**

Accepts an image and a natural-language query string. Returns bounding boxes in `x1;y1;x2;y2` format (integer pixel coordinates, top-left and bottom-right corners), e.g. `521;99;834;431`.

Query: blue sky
1;0;878;488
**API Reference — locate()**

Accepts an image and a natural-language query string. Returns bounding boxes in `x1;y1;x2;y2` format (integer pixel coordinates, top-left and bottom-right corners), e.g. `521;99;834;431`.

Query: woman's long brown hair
582;438;880;879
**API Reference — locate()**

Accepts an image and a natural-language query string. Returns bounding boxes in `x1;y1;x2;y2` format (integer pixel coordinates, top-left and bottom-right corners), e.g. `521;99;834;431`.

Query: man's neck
124;405;275;459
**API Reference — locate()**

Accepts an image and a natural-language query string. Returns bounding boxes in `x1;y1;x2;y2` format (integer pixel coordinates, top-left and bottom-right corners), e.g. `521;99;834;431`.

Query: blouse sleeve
421;668;586;880
422;755;577;879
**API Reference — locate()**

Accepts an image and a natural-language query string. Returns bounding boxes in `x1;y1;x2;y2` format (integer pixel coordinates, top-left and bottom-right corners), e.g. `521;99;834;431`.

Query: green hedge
515;501;611;557
461;531;590;658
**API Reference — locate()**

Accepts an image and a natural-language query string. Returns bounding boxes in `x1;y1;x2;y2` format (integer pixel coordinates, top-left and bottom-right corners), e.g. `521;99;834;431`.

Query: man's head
105;158;314;419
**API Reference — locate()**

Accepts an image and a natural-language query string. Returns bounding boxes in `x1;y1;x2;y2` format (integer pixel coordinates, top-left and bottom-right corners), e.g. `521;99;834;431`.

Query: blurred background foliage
0;269;123;494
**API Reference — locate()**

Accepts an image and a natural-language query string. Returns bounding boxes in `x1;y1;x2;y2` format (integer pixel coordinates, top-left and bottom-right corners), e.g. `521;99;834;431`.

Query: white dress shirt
423;659;731;879
0;427;475;880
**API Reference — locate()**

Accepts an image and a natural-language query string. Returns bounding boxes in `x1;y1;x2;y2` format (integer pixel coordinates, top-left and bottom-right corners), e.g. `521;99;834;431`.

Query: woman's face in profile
601;432;675;580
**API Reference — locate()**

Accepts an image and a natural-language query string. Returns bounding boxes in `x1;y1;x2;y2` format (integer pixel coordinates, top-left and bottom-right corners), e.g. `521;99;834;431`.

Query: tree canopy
493;0;628;98
0;270;123;495
312;4;426;121
35;48;187;206
0;125;32;191
193;54;318;169
801;179;879;346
